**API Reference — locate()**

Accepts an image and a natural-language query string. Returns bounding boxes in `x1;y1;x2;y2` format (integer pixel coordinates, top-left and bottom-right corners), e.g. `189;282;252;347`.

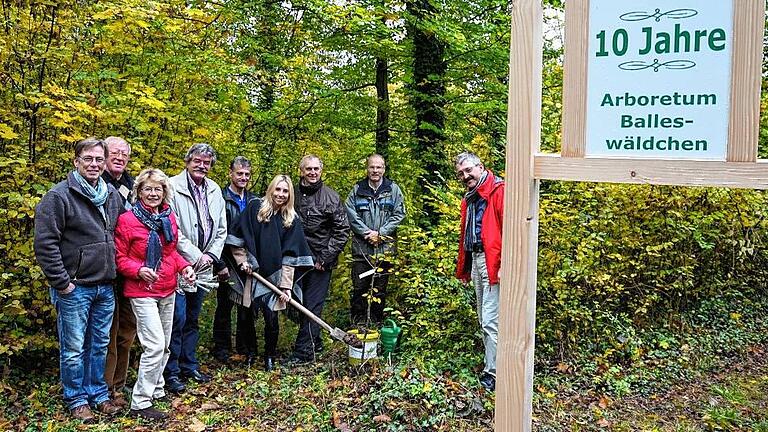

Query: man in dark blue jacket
212;156;258;365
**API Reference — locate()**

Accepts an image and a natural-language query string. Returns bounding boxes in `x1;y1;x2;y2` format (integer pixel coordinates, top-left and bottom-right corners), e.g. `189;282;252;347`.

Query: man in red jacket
454;152;504;392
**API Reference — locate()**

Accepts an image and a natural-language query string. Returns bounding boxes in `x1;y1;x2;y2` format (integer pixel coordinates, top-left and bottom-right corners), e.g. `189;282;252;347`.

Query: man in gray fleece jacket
34;138;123;423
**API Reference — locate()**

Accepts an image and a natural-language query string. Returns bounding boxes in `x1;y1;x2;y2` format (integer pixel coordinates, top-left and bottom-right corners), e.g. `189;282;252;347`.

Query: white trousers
471;251;499;376
130;294;175;410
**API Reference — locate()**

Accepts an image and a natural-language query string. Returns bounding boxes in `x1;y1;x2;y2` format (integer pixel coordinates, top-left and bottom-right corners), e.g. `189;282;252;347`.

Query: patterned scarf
132;202;174;271
464;170;489;252
73;170;109;208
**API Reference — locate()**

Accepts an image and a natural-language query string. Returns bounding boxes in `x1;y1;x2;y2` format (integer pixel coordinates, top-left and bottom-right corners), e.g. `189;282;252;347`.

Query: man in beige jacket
163;143;227;393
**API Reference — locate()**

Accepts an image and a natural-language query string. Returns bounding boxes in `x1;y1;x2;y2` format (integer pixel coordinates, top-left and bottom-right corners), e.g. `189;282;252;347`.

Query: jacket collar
175;169;214;198
222;184;254;204
475;170;502;200
356;177;392;198
67;171;116;201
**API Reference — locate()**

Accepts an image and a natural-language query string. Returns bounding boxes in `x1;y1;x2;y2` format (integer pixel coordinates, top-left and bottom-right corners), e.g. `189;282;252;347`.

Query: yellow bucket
347;329;379;364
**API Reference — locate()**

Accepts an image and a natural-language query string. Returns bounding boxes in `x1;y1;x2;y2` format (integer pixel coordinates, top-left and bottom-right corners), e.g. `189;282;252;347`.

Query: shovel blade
330;327;364;348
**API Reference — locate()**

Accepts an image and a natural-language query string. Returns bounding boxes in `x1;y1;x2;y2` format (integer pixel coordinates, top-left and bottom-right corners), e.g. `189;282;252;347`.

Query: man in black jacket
289;155;349;363
102;136;136;408
212;156;258;365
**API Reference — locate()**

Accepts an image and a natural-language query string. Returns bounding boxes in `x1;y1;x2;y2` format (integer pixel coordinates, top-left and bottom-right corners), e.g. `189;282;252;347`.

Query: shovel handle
249;271;333;333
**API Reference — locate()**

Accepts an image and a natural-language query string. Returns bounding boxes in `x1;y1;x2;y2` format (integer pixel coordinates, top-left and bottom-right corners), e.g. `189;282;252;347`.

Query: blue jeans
165;290;206;378
51;284;115;410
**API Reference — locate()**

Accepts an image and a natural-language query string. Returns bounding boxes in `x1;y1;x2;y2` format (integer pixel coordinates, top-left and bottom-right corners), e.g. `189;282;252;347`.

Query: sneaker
71;405;96;424
165;376;186;394
284;353;312;367
131;406;169;421
95;399;123;416
181;369;211;383
479;373;496;392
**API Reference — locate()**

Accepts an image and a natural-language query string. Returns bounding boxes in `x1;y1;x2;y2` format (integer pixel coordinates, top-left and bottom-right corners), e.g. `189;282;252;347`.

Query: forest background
1;0;768;430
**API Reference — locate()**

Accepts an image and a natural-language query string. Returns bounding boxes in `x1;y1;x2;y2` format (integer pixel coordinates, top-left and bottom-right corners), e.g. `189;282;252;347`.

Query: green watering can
380;319;402;354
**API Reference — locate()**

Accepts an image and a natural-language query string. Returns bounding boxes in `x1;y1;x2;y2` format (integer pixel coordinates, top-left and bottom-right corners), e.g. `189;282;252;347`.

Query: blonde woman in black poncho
226;175;314;371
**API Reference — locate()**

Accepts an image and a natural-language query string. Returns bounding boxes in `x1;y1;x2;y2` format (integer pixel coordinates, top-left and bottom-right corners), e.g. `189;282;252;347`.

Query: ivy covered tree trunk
407;0;448;226
375;56;390;159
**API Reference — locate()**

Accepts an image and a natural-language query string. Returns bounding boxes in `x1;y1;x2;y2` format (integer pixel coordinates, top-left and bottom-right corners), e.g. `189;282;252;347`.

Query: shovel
250;271;363;348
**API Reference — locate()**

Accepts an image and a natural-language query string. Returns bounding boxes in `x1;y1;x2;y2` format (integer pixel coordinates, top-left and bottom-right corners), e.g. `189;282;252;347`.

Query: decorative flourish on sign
618;59;696;72
619;8;698;22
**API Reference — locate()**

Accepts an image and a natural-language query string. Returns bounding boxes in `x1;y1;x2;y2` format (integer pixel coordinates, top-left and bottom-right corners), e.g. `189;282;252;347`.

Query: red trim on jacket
115;206;190;298
455;170;505;285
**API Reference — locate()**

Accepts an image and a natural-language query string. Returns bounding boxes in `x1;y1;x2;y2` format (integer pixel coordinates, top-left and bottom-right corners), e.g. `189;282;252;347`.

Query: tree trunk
375;56;390;159
407;0;448;226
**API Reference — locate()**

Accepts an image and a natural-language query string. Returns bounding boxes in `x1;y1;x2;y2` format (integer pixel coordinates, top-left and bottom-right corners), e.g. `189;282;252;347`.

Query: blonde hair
131;168;174;206
258;175;296;228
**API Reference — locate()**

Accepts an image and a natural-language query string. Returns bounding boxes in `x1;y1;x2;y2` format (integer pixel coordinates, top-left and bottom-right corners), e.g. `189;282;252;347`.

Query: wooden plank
535;154;768;189
497;0;542;430
561;0;588;158
726;0;764;162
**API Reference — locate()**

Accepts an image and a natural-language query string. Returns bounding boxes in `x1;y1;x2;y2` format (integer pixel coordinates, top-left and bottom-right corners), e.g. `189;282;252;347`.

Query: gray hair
454;152;482;168
230;156;252;170
184;143;217;166
366;153;385;166
104;136;131;154
74;137;107;158
299;154;323;170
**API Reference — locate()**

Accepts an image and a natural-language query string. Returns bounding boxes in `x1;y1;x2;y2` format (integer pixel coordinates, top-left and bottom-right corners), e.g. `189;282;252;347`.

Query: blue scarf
73;171;108;208
132;202;174;271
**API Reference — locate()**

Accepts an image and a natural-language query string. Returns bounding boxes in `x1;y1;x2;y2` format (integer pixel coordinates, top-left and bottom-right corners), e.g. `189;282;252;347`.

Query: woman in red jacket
115;168;195;421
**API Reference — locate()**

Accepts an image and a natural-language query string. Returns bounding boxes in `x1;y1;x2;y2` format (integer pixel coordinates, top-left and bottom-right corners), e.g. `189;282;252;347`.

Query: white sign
585;1;733;159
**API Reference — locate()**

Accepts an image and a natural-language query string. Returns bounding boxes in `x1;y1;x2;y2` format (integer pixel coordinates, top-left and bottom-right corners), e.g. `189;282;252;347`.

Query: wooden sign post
496;0;765;430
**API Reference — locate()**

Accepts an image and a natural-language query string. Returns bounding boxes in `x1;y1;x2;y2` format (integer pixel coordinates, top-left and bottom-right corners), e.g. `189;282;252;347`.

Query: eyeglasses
455;164;481;178
78;156;105;165
140;186;164;194
109;150;130;158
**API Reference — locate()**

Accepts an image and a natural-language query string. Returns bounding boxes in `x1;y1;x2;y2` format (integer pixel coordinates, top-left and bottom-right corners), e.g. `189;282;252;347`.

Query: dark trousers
351;260;390;325
104;291;137;396
212;281;256;357
293;269;332;359
165;289;205;378
249;296;279;358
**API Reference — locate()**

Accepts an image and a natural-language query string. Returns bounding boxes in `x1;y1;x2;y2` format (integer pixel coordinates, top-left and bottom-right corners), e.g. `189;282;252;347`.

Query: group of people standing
33;138;412;423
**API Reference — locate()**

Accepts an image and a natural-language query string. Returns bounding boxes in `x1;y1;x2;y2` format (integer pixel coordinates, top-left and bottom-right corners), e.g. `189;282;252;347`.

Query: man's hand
217;267;230;282
314;261;325;271
61;283;76;295
182;266;197;284
364;230;381;245
196;254;214;269
138;267;159;283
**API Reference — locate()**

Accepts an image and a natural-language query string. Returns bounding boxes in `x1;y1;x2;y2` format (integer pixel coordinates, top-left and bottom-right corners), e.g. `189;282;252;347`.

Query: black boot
264;357;275;372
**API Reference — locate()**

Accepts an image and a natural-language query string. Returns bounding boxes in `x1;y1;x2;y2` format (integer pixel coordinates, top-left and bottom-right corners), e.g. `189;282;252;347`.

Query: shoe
111;394;129;409
71;405;96;424
264;357;276;372
479;373;496;392
154;395;171;404
131;406;169;421
284;354;312;367
245;354;256;368
213;351;230;364
182;369;211;383
165;376;186;394
95;400;123;416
